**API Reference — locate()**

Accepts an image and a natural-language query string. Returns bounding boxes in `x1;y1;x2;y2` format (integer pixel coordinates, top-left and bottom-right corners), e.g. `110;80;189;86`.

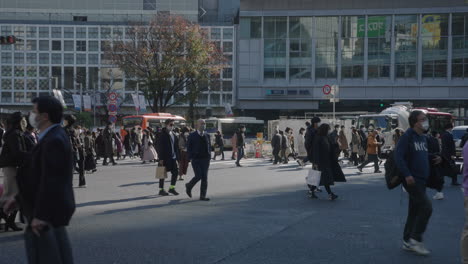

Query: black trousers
272;148;281;164
359;154;379;172
78;150;86;186
25;225;74;264
351;152;359;166
159;159;178;189
402;182;433;242
103;154;115;165
187;158;210;198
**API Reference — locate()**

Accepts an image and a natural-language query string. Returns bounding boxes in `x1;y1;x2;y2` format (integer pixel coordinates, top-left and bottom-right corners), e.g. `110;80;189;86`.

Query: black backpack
384;151;403;189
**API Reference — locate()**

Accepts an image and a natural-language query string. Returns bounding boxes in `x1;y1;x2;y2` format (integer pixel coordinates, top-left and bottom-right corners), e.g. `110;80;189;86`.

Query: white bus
205;117;265;148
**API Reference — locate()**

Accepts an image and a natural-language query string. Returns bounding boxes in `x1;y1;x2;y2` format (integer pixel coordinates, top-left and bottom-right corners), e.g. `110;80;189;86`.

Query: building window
73;16;87;22
64;54;74;64
14;66;24;77
88;54;99;64
27;79;37;90
240;17;262;39
39;66;49;77
39;79;49;90
2;79;12;90
223;28;233;40
88;27;99;38
289;17;312;79
39;53;49;64
222;81;232;91
101;27;111;39
64;41;74;51
1;53;12;64
452;13;468;78
26;53;37;64
14;79;24;90
39;40;49;51
51;54;62;64
421;14;448;78
264;17;287;79
88;41;99;51
143;0;156;10
26;26;37;38
211;28;221;40
26;40;37;51
14;53;25;64
395;15;418;78
39;27;49;38
76;41;87;51
64;27;74;38
223;41;233;53
341;16;365;79
76;27;87;38
1;92;12;103
51;27;62;38
368;16;392;79
76;54;87;64
315;17;339;79
1;66;12;76
52;40;61;51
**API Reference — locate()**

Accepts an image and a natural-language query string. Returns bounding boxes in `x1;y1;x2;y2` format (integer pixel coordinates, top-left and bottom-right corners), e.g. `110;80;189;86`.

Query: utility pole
136;82;140;115
79;83;83;113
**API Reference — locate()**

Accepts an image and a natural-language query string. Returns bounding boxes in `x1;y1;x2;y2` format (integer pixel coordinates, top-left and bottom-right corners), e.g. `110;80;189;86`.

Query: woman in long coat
141;129;157;164
351;127;361;166
310;123;346;200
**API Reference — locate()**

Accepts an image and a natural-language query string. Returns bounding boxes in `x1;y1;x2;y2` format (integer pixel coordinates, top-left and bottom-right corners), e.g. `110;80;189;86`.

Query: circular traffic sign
322;84;332;95
108;92;118;101
108;115;117;123
108;104;117;112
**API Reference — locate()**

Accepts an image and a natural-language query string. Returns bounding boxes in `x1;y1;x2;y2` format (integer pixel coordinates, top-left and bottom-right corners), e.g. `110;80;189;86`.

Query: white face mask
422;121;430;131
361;128;366;132
184;132;189;136
29;112;39;129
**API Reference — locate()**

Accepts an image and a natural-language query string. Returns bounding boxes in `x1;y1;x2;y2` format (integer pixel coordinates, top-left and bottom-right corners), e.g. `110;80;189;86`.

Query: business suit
16;125;75;264
271;133;281;164
186;131;211;199
156;128;180;189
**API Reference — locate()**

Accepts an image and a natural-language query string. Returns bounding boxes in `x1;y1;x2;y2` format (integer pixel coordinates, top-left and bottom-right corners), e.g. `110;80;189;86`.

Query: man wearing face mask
5;96;76;263
441;123;460;186
186;119;212;201
235;125;246;167
394;110;441;256
156;119;180;196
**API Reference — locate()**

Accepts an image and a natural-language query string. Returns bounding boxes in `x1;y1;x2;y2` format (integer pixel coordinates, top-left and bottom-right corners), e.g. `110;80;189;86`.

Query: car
453;126;468;158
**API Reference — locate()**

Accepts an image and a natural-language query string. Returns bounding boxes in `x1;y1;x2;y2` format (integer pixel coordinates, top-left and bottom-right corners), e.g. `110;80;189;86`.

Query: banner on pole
139;95;147;112
72;95;82;111
131;94;140;111
52;89;67;109
225;103;234;117
83;95;92;112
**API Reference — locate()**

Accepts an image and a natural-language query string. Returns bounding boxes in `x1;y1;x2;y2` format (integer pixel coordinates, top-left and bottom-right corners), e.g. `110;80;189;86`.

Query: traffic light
0;35;16;45
380;103;384;107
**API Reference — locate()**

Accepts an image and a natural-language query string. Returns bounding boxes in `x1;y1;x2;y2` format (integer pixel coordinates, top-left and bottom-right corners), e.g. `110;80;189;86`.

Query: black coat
103;127;114;156
441;131;455;159
313;135;346;186
271;133;281;150
156;128;180;170
426;135;444;190
236;131;245;148
16;125;75;227
304;126;317;161
215;134;224;147
0;128;28;168
281;135;287;150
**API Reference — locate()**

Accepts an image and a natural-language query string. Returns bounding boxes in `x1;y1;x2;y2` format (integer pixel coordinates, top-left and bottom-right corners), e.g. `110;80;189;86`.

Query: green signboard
358;16;387;38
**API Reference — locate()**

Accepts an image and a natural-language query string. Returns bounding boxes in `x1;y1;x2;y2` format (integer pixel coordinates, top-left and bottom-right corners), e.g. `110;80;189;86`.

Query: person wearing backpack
394;110;442;256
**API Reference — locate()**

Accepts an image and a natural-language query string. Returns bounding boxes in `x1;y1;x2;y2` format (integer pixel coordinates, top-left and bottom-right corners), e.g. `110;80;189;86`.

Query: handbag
306;169;321;186
155;164;167;179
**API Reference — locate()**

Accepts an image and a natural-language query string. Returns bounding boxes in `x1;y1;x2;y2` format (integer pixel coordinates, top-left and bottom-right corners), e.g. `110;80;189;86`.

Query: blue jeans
236;147;244;164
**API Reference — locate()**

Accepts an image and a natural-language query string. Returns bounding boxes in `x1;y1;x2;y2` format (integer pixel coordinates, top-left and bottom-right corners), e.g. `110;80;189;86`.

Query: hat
311;117;321;124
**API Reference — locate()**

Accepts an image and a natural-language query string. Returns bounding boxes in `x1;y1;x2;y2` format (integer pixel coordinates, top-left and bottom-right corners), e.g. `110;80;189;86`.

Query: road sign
331;85;339;96
108;92;118;101
322;84;332;95
108;104;117;112
108;115;117;123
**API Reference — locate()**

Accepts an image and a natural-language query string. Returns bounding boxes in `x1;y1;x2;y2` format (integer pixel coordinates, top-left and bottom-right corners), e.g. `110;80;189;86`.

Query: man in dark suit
235;125;246;167
186;119;211;201
156;119;180;196
441;123;460;186
5;96;75;264
271;128;282;165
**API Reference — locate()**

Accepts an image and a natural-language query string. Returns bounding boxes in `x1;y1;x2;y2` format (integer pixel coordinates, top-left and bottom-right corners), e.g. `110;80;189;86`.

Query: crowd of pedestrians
0;96;466;262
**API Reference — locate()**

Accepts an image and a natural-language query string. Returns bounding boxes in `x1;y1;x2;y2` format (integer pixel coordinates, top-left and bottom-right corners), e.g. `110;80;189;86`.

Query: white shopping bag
306;169;321;186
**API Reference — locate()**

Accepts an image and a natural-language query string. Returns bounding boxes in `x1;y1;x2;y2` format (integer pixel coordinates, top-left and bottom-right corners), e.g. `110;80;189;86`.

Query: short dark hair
64;114;77;126
181;126;190;133
317;123;331;137
305;121;311;127
409;110;425;128
240;125;245;129
285;127;291;133
444;123;453;130
360;125;365;128
32;96;63;124
311;117;321;124
334;124;340;129
341;125;345;129
165;119;175;125
7;112;23;130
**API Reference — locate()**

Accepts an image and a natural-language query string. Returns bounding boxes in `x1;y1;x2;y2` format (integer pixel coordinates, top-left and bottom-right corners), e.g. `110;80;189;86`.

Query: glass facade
0;24;234;107
239;14;468;82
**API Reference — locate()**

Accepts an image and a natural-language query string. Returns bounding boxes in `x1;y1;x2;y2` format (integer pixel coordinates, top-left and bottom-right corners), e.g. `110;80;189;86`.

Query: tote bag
306;169;321;186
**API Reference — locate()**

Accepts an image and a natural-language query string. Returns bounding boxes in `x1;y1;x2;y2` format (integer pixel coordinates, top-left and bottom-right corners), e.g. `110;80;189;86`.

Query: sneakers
404;239;430;256
433;192;444;200
168;189;179;196
159;190;169;196
329;193;338;201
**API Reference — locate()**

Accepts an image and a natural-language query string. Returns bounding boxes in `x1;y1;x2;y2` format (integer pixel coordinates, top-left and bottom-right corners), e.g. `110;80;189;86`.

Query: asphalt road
0;154;464;264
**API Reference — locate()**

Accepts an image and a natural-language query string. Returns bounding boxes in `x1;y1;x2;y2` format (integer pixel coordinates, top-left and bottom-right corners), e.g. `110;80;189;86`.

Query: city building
238;0;468;120
0;0;238;120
